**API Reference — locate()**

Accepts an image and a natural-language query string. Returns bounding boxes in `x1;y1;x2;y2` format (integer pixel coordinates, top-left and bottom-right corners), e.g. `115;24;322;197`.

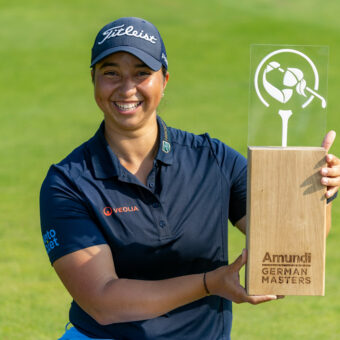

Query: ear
163;71;169;91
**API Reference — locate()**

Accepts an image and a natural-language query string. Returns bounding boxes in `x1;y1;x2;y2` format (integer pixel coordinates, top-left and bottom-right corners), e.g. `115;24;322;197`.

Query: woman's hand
206;249;283;305
321;131;340;199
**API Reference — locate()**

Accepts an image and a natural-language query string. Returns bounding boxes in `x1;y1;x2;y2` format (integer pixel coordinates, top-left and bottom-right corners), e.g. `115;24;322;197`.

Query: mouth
113;101;142;113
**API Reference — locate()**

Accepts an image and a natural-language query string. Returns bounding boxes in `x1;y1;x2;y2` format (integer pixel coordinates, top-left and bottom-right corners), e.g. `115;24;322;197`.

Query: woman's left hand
321;130;340;199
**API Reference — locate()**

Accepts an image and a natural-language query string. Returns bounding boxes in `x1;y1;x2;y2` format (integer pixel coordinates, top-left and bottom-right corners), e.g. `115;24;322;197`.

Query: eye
104;70;119;77
101;68;120;78
137;70;151;77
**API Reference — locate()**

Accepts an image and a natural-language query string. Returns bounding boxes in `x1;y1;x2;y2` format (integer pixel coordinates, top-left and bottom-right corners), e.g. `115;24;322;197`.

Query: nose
118;76;137;98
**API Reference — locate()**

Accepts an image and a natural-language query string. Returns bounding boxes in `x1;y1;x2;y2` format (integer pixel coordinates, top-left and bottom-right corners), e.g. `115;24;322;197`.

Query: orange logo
103;206;139;216
103;207;113;216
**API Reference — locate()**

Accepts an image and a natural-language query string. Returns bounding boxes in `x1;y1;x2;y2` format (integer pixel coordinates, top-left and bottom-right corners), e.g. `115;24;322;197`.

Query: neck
104;116;159;184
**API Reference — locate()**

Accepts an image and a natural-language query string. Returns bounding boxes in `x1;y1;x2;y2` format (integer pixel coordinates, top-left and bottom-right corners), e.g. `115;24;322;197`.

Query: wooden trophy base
246;147;326;296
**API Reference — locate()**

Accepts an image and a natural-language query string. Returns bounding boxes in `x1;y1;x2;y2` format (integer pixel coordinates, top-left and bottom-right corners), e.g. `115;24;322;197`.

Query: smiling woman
39;16;339;340
92;52;168;136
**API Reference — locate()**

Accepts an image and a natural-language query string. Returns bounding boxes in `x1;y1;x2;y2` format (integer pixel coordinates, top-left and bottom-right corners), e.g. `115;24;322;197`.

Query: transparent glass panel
248;45;328;147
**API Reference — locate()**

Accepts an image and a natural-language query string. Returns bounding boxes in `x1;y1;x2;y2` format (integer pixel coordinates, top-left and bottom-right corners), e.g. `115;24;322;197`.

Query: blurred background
0;0;339;338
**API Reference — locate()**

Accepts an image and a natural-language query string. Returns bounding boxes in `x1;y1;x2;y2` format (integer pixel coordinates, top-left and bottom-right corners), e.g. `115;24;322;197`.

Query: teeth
115;102;140;111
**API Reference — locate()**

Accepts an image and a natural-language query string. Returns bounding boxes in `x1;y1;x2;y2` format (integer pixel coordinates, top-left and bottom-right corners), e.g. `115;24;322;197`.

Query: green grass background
1;0;339;339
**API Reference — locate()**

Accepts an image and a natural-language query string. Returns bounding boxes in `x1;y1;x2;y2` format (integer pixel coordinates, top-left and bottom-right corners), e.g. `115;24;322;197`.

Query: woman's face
92;52;169;133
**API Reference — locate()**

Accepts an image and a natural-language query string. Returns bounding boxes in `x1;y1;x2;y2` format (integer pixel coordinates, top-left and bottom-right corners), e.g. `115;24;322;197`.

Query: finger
321;130;336;152
321;177;340;187
232;249;247;271
321;166;340;177
326;154;340;166
245;294;278;305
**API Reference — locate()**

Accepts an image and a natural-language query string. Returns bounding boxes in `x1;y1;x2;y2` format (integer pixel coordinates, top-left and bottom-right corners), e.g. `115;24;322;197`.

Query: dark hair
161;66;167;78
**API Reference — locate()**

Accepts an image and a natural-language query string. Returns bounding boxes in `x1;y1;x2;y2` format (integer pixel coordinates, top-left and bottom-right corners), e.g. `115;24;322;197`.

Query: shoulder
56;140;92;178
168;125;247;188
168;126;208;149
40;136;94;196
168;125;246;165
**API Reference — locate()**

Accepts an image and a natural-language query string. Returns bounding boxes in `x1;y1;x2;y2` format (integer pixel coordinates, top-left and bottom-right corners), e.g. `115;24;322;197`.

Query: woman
40;17;339;340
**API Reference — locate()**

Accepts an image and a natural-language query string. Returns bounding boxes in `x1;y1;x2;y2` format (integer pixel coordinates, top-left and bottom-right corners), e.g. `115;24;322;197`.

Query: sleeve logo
43;229;60;254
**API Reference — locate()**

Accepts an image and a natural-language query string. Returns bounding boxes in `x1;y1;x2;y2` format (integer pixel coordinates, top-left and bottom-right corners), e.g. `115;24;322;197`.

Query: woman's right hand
206;249;283;304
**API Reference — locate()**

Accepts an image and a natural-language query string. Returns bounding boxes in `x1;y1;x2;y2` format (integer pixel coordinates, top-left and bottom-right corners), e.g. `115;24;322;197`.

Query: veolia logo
103;207;113;216
103;206;139;216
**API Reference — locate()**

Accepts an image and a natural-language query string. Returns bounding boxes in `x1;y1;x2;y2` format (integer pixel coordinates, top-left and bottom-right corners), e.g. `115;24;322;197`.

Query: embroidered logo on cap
98;25;158;45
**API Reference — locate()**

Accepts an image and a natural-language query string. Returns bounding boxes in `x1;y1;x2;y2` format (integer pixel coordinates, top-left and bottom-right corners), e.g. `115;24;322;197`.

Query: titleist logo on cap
98;24;158;45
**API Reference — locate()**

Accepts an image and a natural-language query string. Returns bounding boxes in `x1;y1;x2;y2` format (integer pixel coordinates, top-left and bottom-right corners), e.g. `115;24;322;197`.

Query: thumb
322;130;336;152
232;249;247;271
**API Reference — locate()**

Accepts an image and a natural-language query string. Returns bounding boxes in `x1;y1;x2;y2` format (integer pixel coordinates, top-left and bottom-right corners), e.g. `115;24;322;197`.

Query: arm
53;244;206;325
53;245;278;326
235;215;246;235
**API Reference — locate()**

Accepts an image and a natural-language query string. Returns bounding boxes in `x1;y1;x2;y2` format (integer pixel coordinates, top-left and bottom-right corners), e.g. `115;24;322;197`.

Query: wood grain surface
246;147;326;296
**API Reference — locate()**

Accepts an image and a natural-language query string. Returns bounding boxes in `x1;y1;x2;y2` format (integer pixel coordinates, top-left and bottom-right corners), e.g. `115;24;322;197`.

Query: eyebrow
99;62;148;69
99;62;118;69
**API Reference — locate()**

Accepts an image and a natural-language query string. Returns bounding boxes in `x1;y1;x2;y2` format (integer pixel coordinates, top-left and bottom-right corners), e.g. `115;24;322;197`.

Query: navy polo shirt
40;116;247;340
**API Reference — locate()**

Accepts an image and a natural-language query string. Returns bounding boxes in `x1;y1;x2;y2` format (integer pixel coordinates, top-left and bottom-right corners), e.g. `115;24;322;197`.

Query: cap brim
90;46;162;71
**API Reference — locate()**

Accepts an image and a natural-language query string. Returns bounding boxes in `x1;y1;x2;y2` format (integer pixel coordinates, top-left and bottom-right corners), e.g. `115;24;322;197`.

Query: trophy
246;45;329;296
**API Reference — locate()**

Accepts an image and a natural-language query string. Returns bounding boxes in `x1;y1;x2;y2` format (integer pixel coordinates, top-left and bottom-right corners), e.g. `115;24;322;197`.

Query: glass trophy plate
246;45;328;296
248;45;328;147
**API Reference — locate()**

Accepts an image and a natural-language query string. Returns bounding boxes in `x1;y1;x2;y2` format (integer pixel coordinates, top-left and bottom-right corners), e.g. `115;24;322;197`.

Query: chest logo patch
103;206;139;216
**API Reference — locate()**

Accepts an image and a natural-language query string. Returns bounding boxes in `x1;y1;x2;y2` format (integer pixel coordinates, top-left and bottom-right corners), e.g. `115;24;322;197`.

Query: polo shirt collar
88;117;173;179
87;122;120;179
155;115;173;165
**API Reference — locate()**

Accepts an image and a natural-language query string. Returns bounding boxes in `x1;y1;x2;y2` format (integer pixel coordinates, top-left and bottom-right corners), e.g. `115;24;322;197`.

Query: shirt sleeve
227;152;247;225
208;137;247;225
40;166;107;264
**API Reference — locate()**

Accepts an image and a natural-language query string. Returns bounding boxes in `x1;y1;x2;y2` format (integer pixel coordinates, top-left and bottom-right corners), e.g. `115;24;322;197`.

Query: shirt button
149;182;154;188
159;220;166;228
152;202;160;208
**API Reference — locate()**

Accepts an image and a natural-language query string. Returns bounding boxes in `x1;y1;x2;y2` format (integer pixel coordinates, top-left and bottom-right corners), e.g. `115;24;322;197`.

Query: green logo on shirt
162;141;171;153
